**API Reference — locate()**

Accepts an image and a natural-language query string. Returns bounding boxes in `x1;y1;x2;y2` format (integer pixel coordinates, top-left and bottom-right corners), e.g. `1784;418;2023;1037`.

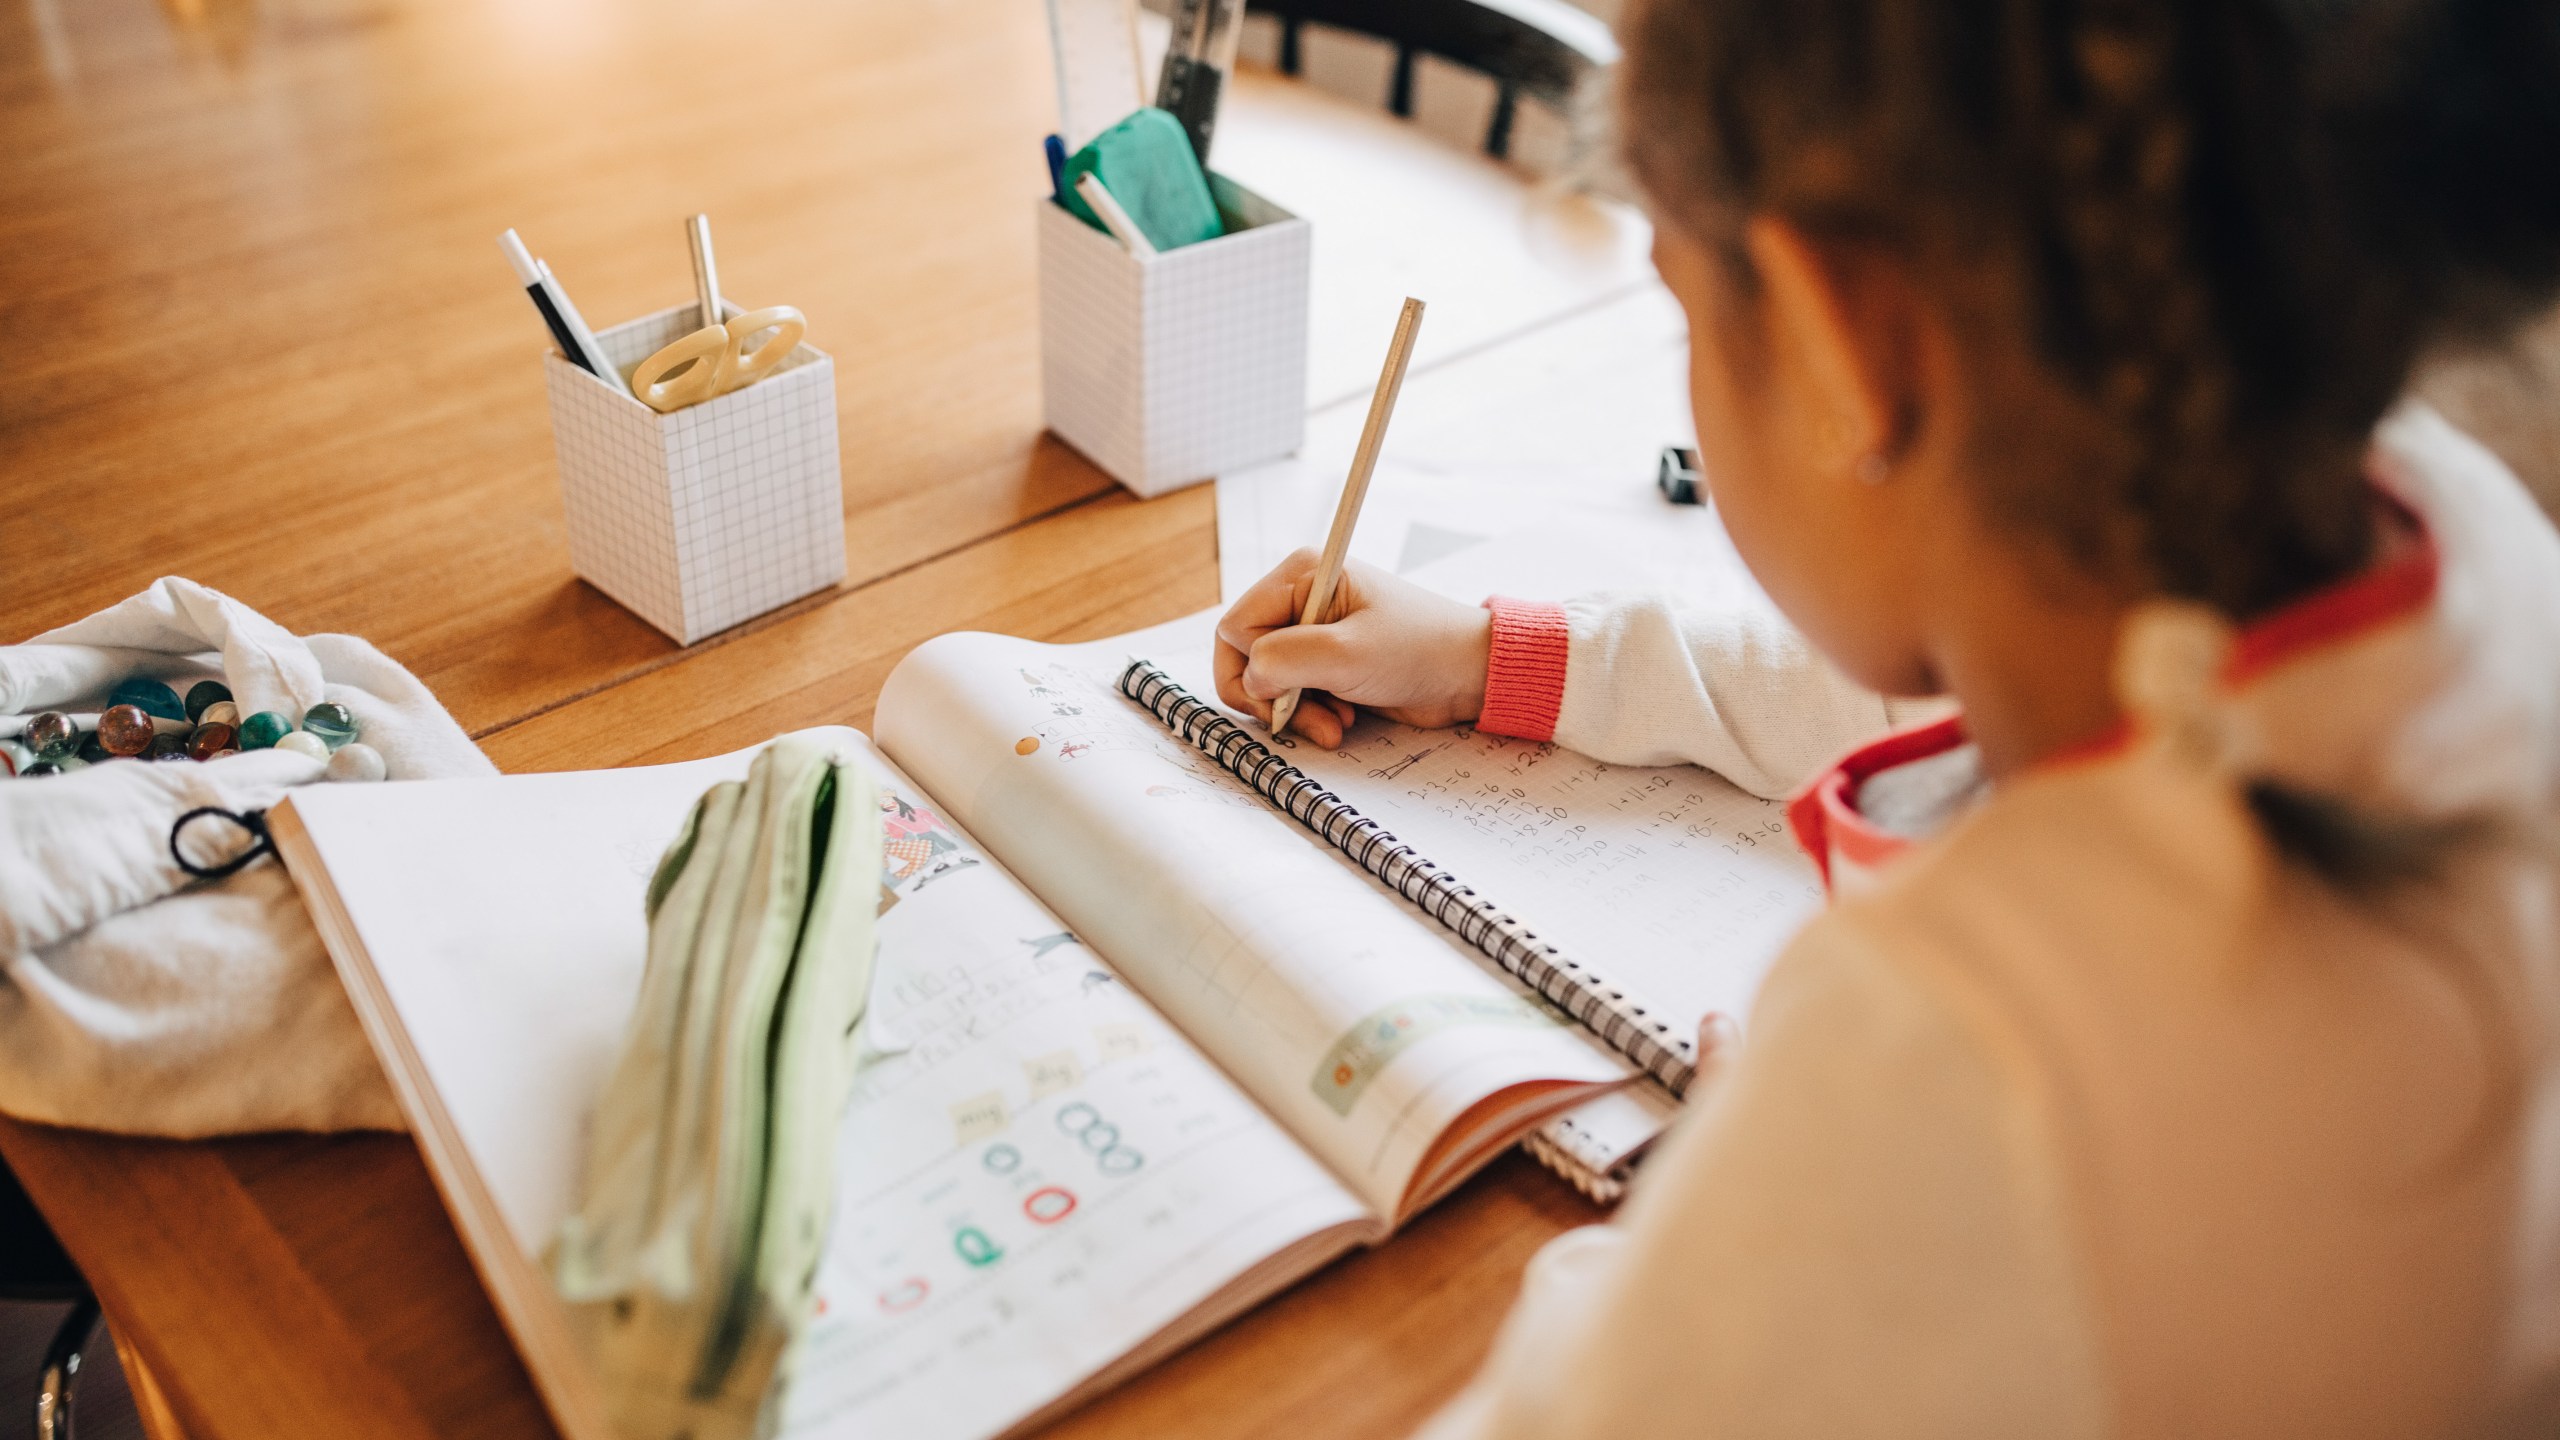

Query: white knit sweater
1423;405;2560;1438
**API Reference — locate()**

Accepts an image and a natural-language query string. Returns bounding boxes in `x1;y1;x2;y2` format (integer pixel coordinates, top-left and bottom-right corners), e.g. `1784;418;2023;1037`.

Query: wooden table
0;1;1650;1435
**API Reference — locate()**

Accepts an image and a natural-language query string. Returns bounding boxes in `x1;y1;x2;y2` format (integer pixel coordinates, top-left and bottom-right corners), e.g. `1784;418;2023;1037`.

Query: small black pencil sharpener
1657;445;1705;505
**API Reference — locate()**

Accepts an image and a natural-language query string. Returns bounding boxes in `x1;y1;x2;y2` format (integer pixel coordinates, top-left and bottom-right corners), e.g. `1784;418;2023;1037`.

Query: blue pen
1044;134;1068;201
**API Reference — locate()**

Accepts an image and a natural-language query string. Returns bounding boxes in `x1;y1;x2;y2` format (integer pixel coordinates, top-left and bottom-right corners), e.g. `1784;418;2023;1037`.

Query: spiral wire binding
1117;660;1697;1098
1521;1128;1628;1204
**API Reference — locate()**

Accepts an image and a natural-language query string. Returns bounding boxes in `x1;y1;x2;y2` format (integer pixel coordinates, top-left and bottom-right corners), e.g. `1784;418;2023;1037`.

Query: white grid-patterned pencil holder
542;303;846;645
1039;174;1311;498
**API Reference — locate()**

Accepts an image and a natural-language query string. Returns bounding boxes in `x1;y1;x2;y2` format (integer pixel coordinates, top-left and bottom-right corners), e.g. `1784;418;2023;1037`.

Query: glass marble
0;739;28;776
187;722;237;761
24;712;75;760
201;700;241;728
76;731;110;764
325;742;387;783
274;731;330;761
146;733;191;761
98;705;157;756
184;680;234;722
238;711;291;751
110;677;187;723
300;703;358;751
23;762;60;778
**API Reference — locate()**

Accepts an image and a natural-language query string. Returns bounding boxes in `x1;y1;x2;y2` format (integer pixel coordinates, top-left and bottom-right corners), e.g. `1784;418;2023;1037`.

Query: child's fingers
1286;694;1349;748
1213;629;1272;725
1240;622;1362;702
1276;692;1358;748
1218;554;1404;741
1214;550;1321;657
1214;555;1321;724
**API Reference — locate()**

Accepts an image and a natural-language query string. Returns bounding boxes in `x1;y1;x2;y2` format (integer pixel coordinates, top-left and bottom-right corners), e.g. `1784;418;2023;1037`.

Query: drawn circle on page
878;1278;930;1313
953;1226;1004;1268
983;1143;1022;1175
1015;737;1041;756
1055;1102;1102;1137
1078;1122;1119;1153
1097;1146;1143;1176
1023;1186;1078;1225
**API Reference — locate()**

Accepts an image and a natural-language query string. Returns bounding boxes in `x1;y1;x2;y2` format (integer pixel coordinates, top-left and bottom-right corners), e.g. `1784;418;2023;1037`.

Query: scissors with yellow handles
627;214;808;413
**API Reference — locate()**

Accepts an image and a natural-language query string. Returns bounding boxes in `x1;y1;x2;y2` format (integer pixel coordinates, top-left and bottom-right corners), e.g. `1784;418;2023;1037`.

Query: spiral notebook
1117;660;1705;1096
880;596;1825;1202
1104;645;1827;1197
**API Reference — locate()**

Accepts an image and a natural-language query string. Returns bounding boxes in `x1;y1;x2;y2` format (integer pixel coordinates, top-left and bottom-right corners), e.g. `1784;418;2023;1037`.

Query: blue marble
110;677;187;723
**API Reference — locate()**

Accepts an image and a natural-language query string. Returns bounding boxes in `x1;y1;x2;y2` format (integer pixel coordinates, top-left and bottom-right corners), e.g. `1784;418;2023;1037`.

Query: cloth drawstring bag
0;577;495;1136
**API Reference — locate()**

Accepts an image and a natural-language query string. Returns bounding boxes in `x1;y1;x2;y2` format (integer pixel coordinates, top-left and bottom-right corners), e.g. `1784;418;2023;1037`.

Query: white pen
1075;173;1157;259
497;228;620;382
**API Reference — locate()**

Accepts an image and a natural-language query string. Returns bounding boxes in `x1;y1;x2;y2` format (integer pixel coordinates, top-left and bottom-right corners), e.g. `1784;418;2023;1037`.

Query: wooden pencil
1269;295;1427;738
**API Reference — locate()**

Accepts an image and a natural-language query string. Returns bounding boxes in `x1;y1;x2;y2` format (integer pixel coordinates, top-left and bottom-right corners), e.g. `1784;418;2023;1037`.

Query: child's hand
1213;550;1493;748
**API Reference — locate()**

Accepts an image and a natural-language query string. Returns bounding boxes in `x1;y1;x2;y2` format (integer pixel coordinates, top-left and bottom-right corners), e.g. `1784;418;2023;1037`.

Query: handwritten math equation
1338;726;1795;870
1296;720;1825;1024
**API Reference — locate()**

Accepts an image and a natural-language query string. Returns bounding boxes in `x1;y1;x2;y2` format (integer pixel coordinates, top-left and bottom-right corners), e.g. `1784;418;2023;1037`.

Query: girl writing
1216;0;2560;1431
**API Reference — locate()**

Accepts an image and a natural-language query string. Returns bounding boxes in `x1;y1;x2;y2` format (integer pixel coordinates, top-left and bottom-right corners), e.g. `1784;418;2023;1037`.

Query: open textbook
271;531;1825;1440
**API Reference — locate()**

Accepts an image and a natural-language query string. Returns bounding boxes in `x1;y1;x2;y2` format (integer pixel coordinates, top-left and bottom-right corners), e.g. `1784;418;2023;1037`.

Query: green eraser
1061;107;1225;252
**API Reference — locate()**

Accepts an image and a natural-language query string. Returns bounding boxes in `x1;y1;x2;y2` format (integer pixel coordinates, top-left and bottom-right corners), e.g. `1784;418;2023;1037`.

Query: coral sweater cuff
1478;597;1570;741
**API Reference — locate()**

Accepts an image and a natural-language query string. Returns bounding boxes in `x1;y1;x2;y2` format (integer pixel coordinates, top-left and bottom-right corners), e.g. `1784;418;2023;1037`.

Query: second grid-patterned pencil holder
542;303;846;646
1038;175;1311;498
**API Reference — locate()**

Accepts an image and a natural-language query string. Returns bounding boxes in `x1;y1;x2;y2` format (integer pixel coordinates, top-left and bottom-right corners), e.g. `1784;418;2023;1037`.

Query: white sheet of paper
1215;284;1703;601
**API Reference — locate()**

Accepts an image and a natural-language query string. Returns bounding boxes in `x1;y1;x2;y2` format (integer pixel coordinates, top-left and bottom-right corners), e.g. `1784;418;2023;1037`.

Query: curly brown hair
1620;0;2560;619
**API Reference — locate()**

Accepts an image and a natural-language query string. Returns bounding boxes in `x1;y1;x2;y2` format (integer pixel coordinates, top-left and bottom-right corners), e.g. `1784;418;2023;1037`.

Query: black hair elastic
169;806;272;881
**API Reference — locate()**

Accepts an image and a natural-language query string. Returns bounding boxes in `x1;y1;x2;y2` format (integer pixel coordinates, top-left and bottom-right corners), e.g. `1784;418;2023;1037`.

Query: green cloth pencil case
551;732;883;1440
